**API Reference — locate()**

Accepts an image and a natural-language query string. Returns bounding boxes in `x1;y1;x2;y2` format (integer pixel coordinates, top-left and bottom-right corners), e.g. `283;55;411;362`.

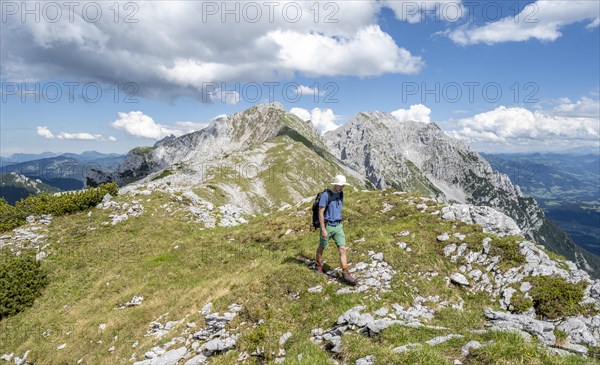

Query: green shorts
319;223;346;248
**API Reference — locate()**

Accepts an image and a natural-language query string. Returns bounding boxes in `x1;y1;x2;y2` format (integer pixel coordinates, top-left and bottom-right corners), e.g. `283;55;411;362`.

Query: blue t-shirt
319;191;343;224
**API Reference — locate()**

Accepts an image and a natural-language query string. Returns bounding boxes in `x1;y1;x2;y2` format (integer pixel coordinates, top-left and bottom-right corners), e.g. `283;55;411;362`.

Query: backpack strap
320;189;333;217
325;189;334;205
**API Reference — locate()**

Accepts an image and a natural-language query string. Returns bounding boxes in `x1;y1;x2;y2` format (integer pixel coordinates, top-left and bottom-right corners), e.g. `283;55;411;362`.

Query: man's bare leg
338;246;348;268
316;245;325;274
338;246;357;285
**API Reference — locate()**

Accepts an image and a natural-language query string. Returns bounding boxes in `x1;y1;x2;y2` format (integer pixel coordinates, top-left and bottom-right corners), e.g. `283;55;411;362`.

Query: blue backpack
311;189;343;229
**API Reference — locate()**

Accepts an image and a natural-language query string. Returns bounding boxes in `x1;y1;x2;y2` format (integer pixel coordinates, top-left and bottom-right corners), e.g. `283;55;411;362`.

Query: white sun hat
331;174;351;186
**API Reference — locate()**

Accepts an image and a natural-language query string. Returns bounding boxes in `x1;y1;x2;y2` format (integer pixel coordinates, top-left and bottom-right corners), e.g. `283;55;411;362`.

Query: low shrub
0;182;118;232
0;252;49;319
529;276;587;319
510;291;534;314
0;198;26;232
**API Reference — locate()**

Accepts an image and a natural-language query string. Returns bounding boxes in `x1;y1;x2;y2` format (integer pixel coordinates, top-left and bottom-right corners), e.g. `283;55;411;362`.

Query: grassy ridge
0;189;597;364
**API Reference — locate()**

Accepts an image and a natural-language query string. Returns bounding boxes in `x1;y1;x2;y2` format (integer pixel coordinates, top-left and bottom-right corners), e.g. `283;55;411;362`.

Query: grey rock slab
355;355;375;365
440;204;522;237
443;244;457;256
557;317;597;346
520;282;532;292
308;285;323;293
148;347;187;365
450;273;470;286
437;233;450;242
546;347;572;357
356;313;375;327
372;252;384;261
426;334;464;346
183;354;207;365
202;337;236;356
366;318;401;334
485;308;555;346
461;340;482;356
561;343;588;355
374;307;389;317
279;332;292;346
393;343;422;353
337;306;366;325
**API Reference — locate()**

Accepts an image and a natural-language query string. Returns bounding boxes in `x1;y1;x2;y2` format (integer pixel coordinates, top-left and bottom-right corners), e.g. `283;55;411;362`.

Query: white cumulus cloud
391;104;432;123
289;107;311;121
2;1;424;100
296;85;324;97
552;97;600;118
111;111;208;139
57;132;102;140
444;1;599;45
36;126;115;141
290;107;339;134
447;105;599;152
268;25;423;77
36;126;55;139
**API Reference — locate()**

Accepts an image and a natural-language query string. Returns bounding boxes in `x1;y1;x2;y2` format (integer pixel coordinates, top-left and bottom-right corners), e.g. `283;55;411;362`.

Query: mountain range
2;102;600;364
0;172;60;205
483;152;600;256
0;152;125;192
84;103;599;277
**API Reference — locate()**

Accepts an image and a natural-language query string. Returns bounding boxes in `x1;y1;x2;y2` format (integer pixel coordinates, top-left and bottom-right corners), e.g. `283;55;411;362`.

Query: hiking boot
316;261;325;275
342;269;358;286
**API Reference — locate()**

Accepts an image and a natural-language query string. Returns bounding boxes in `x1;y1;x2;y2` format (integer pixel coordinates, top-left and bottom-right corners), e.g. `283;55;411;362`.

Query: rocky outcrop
130;302;242;365
96;103;332;187
323;112;597;276
85;103;596;278
0;214;51;260
440;204;522;237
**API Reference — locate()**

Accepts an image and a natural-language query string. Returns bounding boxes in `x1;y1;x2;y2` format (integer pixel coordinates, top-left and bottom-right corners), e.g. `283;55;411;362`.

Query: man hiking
315;175;358;286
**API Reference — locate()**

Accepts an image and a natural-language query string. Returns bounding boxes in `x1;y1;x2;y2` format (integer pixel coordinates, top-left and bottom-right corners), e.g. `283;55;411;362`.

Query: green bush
0;252;49;319
554;329;569;347
490;237;525;268
529;276;587;319
0;182;118;232
0;198;26;232
15;182;118;217
510;291;534;314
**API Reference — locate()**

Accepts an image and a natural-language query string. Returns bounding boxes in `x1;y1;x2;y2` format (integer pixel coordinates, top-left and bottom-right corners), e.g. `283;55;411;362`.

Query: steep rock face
323;112;540;231
91;103;367;221
100;103;334;186
323;112;596;275
323;112;441;196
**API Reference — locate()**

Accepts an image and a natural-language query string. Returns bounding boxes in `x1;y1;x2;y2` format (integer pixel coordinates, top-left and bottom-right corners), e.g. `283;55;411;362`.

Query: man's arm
319;207;327;238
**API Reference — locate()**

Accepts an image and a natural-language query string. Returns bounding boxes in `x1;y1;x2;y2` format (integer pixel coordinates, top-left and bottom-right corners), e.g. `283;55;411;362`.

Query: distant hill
0;153;125;193
59;151;124;163
482;152;600;255
0;172;60;204
1;151;124;165
1;151;61;164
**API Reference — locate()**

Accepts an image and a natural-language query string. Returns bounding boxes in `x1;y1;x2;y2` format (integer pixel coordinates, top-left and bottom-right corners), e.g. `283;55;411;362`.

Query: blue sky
1;0;599;155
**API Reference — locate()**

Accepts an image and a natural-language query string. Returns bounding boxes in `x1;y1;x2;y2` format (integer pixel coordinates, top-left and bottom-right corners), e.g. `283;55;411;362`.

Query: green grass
0;190;596;364
151;169;173;181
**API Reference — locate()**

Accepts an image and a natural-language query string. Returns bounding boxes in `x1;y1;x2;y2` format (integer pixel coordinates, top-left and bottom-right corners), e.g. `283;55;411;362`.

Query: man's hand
321;229;328;239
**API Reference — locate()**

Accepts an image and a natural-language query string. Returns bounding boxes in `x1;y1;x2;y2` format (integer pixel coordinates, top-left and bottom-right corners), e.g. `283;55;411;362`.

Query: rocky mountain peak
97;102;325;186
324;110;596;274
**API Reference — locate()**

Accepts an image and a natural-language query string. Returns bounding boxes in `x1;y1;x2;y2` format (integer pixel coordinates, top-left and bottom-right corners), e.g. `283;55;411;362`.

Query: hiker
315;175;358;285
